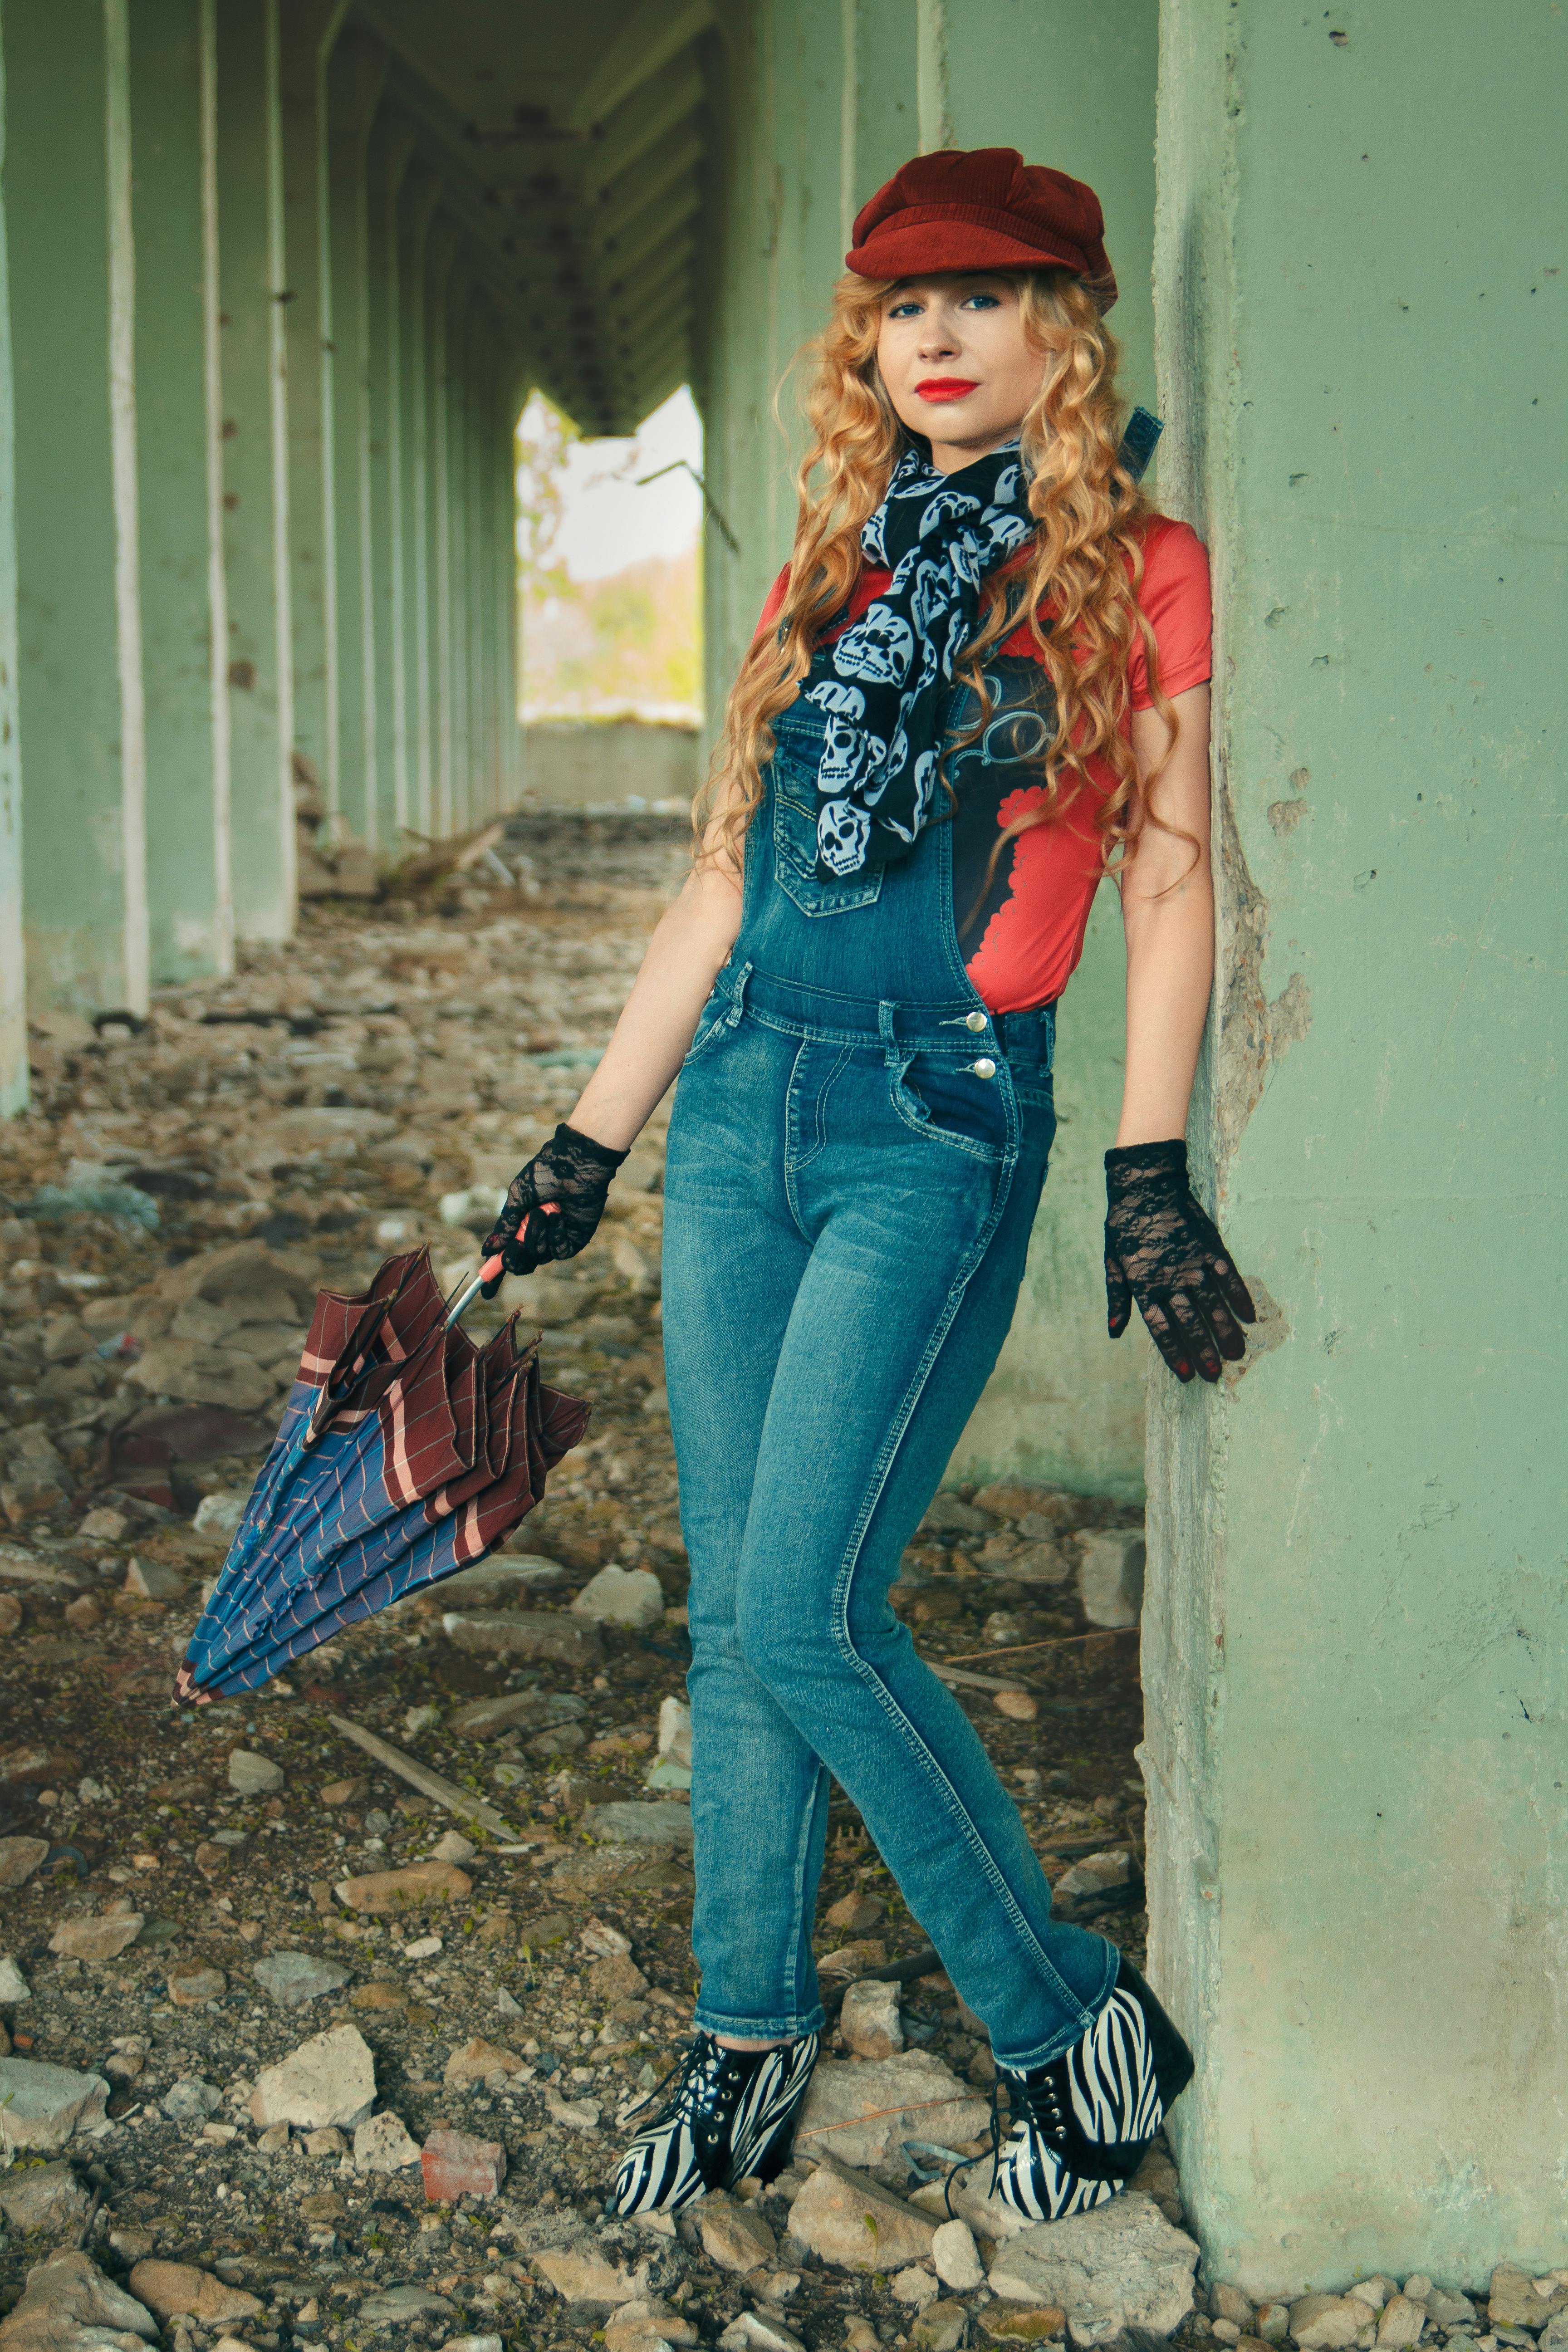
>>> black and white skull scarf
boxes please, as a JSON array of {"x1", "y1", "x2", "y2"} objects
[{"x1": 804, "y1": 408, "x2": 1163, "y2": 883}]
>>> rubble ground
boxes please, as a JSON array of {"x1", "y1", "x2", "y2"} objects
[{"x1": 2, "y1": 816, "x2": 1173, "y2": 2351}]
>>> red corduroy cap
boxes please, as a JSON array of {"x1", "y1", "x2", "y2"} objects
[{"x1": 846, "y1": 146, "x2": 1117, "y2": 314}]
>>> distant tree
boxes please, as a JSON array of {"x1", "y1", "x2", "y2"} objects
[{"x1": 514, "y1": 392, "x2": 580, "y2": 603}]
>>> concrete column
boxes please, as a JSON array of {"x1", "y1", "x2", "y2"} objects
[
  {"x1": 1147, "y1": 0, "x2": 1568, "y2": 2287},
  {"x1": 426, "y1": 218, "x2": 459, "y2": 838},
  {"x1": 397, "y1": 167, "x2": 441, "y2": 841},
  {"x1": 698, "y1": 0, "x2": 1157, "y2": 1498},
  {"x1": 5, "y1": 0, "x2": 147, "y2": 1014},
  {"x1": 323, "y1": 29, "x2": 386, "y2": 847},
  {"x1": 215, "y1": 0, "x2": 294, "y2": 942},
  {"x1": 441, "y1": 269, "x2": 472, "y2": 835},
  {"x1": 131, "y1": 0, "x2": 234, "y2": 985},
  {"x1": 0, "y1": 7, "x2": 26, "y2": 1109},
  {"x1": 276, "y1": 0, "x2": 348, "y2": 805},
  {"x1": 364, "y1": 111, "x2": 415, "y2": 851}
]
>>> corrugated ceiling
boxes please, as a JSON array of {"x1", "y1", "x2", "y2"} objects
[{"x1": 358, "y1": 0, "x2": 713, "y2": 432}]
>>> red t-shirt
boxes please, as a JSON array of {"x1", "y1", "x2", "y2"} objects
[{"x1": 754, "y1": 517, "x2": 1212, "y2": 1011}]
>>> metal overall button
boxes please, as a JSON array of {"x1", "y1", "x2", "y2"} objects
[
  {"x1": 965, "y1": 1009, "x2": 987, "y2": 1032},
  {"x1": 968, "y1": 1058, "x2": 997, "y2": 1080}
]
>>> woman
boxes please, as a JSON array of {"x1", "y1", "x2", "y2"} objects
[{"x1": 483, "y1": 147, "x2": 1256, "y2": 2221}]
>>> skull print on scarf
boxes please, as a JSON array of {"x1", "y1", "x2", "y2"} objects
[
  {"x1": 805, "y1": 441, "x2": 1034, "y2": 881},
  {"x1": 801, "y1": 407, "x2": 1163, "y2": 885}
]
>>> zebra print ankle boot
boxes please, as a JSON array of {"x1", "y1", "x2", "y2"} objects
[
  {"x1": 608, "y1": 2030, "x2": 820, "y2": 2217},
  {"x1": 991, "y1": 1954, "x2": 1193, "y2": 2221}
]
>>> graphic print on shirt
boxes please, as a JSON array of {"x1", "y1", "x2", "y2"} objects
[{"x1": 944, "y1": 653, "x2": 1065, "y2": 956}]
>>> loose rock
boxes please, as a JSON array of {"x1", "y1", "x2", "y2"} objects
[
  {"x1": 570, "y1": 1563, "x2": 664, "y2": 1630},
  {"x1": 1075, "y1": 1533, "x2": 1144, "y2": 1628},
  {"x1": 0, "y1": 2163, "x2": 90, "y2": 2235},
  {"x1": 441, "y1": 1610, "x2": 600, "y2": 1667},
  {"x1": 1376, "y1": 2297, "x2": 1426, "y2": 2348},
  {"x1": 1491, "y1": 2274, "x2": 1568, "y2": 2330},
  {"x1": 0, "y1": 1838, "x2": 49, "y2": 1890},
  {"x1": 249, "y1": 2024, "x2": 376, "y2": 2130},
  {"x1": 839, "y1": 1977, "x2": 904, "y2": 2060},
  {"x1": 911, "y1": 2304, "x2": 968, "y2": 2352},
  {"x1": 127, "y1": 2265, "x2": 262, "y2": 2325},
  {"x1": 787, "y1": 2160, "x2": 938, "y2": 2273},
  {"x1": 531, "y1": 2248, "x2": 648, "y2": 2306},
  {"x1": 795, "y1": 2052, "x2": 985, "y2": 2169},
  {"x1": 0, "y1": 2058, "x2": 110, "y2": 2153},
  {"x1": 166, "y1": 1961, "x2": 225, "y2": 2007},
  {"x1": 353, "y1": 2112, "x2": 421, "y2": 2173},
  {"x1": 699, "y1": 2199, "x2": 776, "y2": 2273},
  {"x1": 0, "y1": 2252, "x2": 157, "y2": 2352},
  {"x1": 931, "y1": 2219, "x2": 985, "y2": 2292},
  {"x1": 1289, "y1": 2298, "x2": 1375, "y2": 2351},
  {"x1": 226, "y1": 1749, "x2": 284, "y2": 1795},
  {"x1": 252, "y1": 1952, "x2": 351, "y2": 2007},
  {"x1": 357, "y1": 2290, "x2": 455, "y2": 2326},
  {"x1": 442, "y1": 2036, "x2": 525, "y2": 2087},
  {"x1": 979, "y1": 2311, "x2": 1068, "y2": 2342},
  {"x1": 581, "y1": 1800, "x2": 694, "y2": 1847},
  {"x1": 420, "y1": 2127, "x2": 505, "y2": 2201},
  {"x1": 160, "y1": 2079, "x2": 221, "y2": 2122},
  {"x1": 716, "y1": 2316, "x2": 805, "y2": 2352},
  {"x1": 47, "y1": 1915, "x2": 143, "y2": 1964},
  {"x1": 986, "y1": 2192, "x2": 1198, "y2": 2345},
  {"x1": 333, "y1": 1862, "x2": 472, "y2": 1912}
]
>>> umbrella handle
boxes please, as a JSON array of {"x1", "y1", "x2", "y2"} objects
[{"x1": 444, "y1": 1204, "x2": 561, "y2": 1327}]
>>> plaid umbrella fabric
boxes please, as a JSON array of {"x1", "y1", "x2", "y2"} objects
[{"x1": 175, "y1": 1240, "x2": 588, "y2": 1700}]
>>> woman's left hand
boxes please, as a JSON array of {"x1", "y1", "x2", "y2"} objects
[{"x1": 1103, "y1": 1139, "x2": 1255, "y2": 1382}]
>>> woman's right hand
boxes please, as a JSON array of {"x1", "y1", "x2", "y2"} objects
[{"x1": 480, "y1": 1123, "x2": 628, "y2": 1294}]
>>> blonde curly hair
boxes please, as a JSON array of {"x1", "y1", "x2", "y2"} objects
[{"x1": 696, "y1": 267, "x2": 1181, "y2": 882}]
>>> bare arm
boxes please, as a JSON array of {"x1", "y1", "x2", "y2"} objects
[
  {"x1": 564, "y1": 836, "x2": 744, "y2": 1153},
  {"x1": 1115, "y1": 682, "x2": 1215, "y2": 1145}
]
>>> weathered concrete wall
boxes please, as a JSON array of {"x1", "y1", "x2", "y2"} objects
[
  {"x1": 521, "y1": 720, "x2": 700, "y2": 813},
  {"x1": 696, "y1": 0, "x2": 1159, "y2": 1500},
  {"x1": 1146, "y1": 0, "x2": 1568, "y2": 2288}
]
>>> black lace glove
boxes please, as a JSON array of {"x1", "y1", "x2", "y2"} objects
[
  {"x1": 1104, "y1": 1139, "x2": 1256, "y2": 1384},
  {"x1": 480, "y1": 1122, "x2": 629, "y2": 1296}
]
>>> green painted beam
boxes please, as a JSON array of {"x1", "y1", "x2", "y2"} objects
[
  {"x1": 0, "y1": 0, "x2": 26, "y2": 1108},
  {"x1": 365, "y1": 109, "x2": 416, "y2": 850},
  {"x1": 134, "y1": 0, "x2": 232, "y2": 987},
  {"x1": 216, "y1": 0, "x2": 296, "y2": 944},
  {"x1": 6, "y1": 0, "x2": 147, "y2": 1014}
]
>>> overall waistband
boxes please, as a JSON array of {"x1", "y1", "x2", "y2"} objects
[{"x1": 719, "y1": 961, "x2": 1054, "y2": 1057}]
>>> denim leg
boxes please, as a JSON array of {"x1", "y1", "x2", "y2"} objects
[
  {"x1": 662, "y1": 1020, "x2": 833, "y2": 2040},
  {"x1": 730, "y1": 1075, "x2": 1117, "y2": 2069}
]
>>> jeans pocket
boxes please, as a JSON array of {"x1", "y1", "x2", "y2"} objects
[
  {"x1": 682, "y1": 993, "x2": 733, "y2": 1068},
  {"x1": 889, "y1": 1052, "x2": 1010, "y2": 1160},
  {"x1": 770, "y1": 764, "x2": 884, "y2": 918}
]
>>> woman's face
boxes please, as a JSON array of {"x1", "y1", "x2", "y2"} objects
[{"x1": 876, "y1": 275, "x2": 1047, "y2": 475}]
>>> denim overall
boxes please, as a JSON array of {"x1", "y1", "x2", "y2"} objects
[{"x1": 662, "y1": 683, "x2": 1118, "y2": 2066}]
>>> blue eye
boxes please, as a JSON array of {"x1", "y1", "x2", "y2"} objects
[
  {"x1": 961, "y1": 293, "x2": 1001, "y2": 311},
  {"x1": 888, "y1": 299, "x2": 922, "y2": 318}
]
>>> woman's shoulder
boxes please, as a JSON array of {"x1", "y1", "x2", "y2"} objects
[{"x1": 1132, "y1": 513, "x2": 1210, "y2": 600}]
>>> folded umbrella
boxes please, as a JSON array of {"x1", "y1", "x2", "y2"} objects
[{"x1": 174, "y1": 1220, "x2": 587, "y2": 1700}]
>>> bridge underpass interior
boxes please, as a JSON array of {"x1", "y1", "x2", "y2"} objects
[{"x1": 0, "y1": 0, "x2": 1559, "y2": 2308}]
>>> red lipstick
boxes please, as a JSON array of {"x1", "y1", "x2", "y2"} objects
[{"x1": 916, "y1": 378, "x2": 979, "y2": 403}]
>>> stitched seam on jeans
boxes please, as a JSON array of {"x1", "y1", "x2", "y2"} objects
[
  {"x1": 819, "y1": 1154, "x2": 1098, "y2": 2027},
  {"x1": 785, "y1": 1040, "x2": 853, "y2": 1214}
]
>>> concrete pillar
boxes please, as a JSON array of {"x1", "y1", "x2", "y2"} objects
[
  {"x1": 5, "y1": 0, "x2": 148, "y2": 1014},
  {"x1": 426, "y1": 218, "x2": 459, "y2": 838},
  {"x1": 215, "y1": 0, "x2": 295, "y2": 942},
  {"x1": 397, "y1": 166, "x2": 441, "y2": 842},
  {"x1": 441, "y1": 270, "x2": 472, "y2": 835},
  {"x1": 132, "y1": 0, "x2": 233, "y2": 985},
  {"x1": 276, "y1": 0, "x2": 348, "y2": 807},
  {"x1": 0, "y1": 9, "x2": 26, "y2": 1110},
  {"x1": 697, "y1": 0, "x2": 1157, "y2": 1498},
  {"x1": 323, "y1": 29, "x2": 386, "y2": 847},
  {"x1": 364, "y1": 110, "x2": 415, "y2": 852},
  {"x1": 1147, "y1": 0, "x2": 1568, "y2": 2287}
]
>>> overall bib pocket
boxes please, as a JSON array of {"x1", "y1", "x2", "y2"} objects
[{"x1": 768, "y1": 705, "x2": 884, "y2": 919}]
